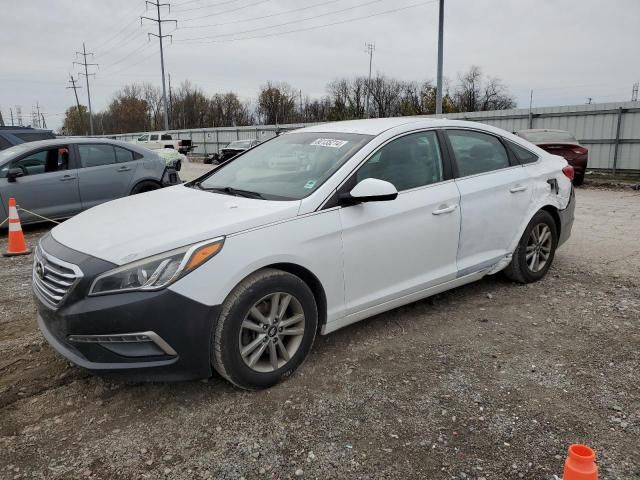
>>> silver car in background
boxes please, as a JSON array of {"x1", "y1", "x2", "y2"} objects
[{"x1": 0, "y1": 138, "x2": 180, "y2": 225}]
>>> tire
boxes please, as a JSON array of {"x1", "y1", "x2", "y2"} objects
[
  {"x1": 212, "y1": 269, "x2": 318, "y2": 390},
  {"x1": 503, "y1": 210, "x2": 558, "y2": 284},
  {"x1": 130, "y1": 180, "x2": 160, "y2": 195},
  {"x1": 572, "y1": 174, "x2": 584, "y2": 187}
]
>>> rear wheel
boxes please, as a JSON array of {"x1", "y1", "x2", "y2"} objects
[
  {"x1": 503, "y1": 210, "x2": 558, "y2": 283},
  {"x1": 212, "y1": 269, "x2": 318, "y2": 390},
  {"x1": 130, "y1": 181, "x2": 160, "y2": 195}
]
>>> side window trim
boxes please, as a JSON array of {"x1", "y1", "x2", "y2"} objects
[
  {"x1": 503, "y1": 139, "x2": 540, "y2": 165},
  {"x1": 321, "y1": 128, "x2": 451, "y2": 210},
  {"x1": 443, "y1": 128, "x2": 517, "y2": 179}
]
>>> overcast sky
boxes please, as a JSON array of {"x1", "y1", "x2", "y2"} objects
[{"x1": 1, "y1": 0, "x2": 638, "y2": 131}]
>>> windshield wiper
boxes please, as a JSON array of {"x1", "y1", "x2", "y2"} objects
[{"x1": 206, "y1": 186, "x2": 265, "y2": 199}]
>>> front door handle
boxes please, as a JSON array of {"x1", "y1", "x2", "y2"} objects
[
  {"x1": 117, "y1": 166, "x2": 131, "y2": 172},
  {"x1": 59, "y1": 175, "x2": 76, "y2": 181},
  {"x1": 432, "y1": 204, "x2": 458, "y2": 215},
  {"x1": 509, "y1": 184, "x2": 528, "y2": 193}
]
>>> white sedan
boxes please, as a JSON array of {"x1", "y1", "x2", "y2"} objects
[{"x1": 34, "y1": 118, "x2": 575, "y2": 389}]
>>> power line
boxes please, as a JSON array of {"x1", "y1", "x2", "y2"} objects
[
  {"x1": 142, "y1": 0, "x2": 177, "y2": 131},
  {"x1": 179, "y1": 0, "x2": 270, "y2": 22},
  {"x1": 102, "y1": 41, "x2": 156, "y2": 71},
  {"x1": 175, "y1": 0, "x2": 388, "y2": 42},
  {"x1": 178, "y1": 0, "x2": 341, "y2": 29},
  {"x1": 172, "y1": 0, "x2": 436, "y2": 44},
  {"x1": 172, "y1": 0, "x2": 242, "y2": 12},
  {"x1": 73, "y1": 42, "x2": 98, "y2": 135}
]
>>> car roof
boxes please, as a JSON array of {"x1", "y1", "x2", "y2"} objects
[
  {"x1": 516, "y1": 129, "x2": 570, "y2": 134},
  {"x1": 9, "y1": 137, "x2": 146, "y2": 149},
  {"x1": 297, "y1": 117, "x2": 500, "y2": 136}
]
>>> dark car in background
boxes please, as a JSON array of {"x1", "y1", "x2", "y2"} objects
[
  {"x1": 204, "y1": 139, "x2": 260, "y2": 164},
  {"x1": 515, "y1": 129, "x2": 588, "y2": 185},
  {"x1": 0, "y1": 126, "x2": 56, "y2": 151}
]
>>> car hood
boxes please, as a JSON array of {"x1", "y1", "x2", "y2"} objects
[{"x1": 51, "y1": 185, "x2": 301, "y2": 265}]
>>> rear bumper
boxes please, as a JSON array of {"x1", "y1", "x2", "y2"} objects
[
  {"x1": 557, "y1": 186, "x2": 575, "y2": 248},
  {"x1": 568, "y1": 156, "x2": 588, "y2": 177}
]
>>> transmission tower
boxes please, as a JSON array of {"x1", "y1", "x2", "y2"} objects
[
  {"x1": 74, "y1": 43, "x2": 98, "y2": 135},
  {"x1": 365, "y1": 42, "x2": 375, "y2": 118},
  {"x1": 632, "y1": 82, "x2": 639, "y2": 102},
  {"x1": 142, "y1": 1, "x2": 177, "y2": 131},
  {"x1": 16, "y1": 106, "x2": 23, "y2": 126},
  {"x1": 67, "y1": 74, "x2": 84, "y2": 134}
]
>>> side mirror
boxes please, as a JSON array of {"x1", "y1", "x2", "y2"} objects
[
  {"x1": 340, "y1": 178, "x2": 398, "y2": 205},
  {"x1": 7, "y1": 168, "x2": 24, "y2": 183}
]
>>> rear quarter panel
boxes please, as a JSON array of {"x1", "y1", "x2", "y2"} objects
[{"x1": 510, "y1": 153, "x2": 572, "y2": 252}]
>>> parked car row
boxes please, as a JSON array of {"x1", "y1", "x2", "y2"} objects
[
  {"x1": 0, "y1": 138, "x2": 180, "y2": 225},
  {"x1": 204, "y1": 139, "x2": 261, "y2": 164},
  {"x1": 33, "y1": 118, "x2": 575, "y2": 390},
  {"x1": 134, "y1": 132, "x2": 194, "y2": 155}
]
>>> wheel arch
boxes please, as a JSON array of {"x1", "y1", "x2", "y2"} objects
[
  {"x1": 540, "y1": 204, "x2": 561, "y2": 239},
  {"x1": 129, "y1": 178, "x2": 162, "y2": 194},
  {"x1": 233, "y1": 263, "x2": 328, "y2": 333}
]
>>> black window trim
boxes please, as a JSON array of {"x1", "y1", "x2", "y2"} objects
[
  {"x1": 502, "y1": 138, "x2": 540, "y2": 166},
  {"x1": 321, "y1": 127, "x2": 455, "y2": 210},
  {"x1": 441, "y1": 127, "x2": 522, "y2": 180}
]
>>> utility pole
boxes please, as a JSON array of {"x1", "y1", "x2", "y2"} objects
[
  {"x1": 168, "y1": 73, "x2": 173, "y2": 129},
  {"x1": 36, "y1": 102, "x2": 41, "y2": 128},
  {"x1": 299, "y1": 89, "x2": 303, "y2": 121},
  {"x1": 67, "y1": 74, "x2": 84, "y2": 134},
  {"x1": 41, "y1": 114, "x2": 47, "y2": 129},
  {"x1": 74, "y1": 42, "x2": 98, "y2": 135},
  {"x1": 632, "y1": 82, "x2": 639, "y2": 102},
  {"x1": 0, "y1": 108, "x2": 4, "y2": 127},
  {"x1": 528, "y1": 89, "x2": 533, "y2": 128},
  {"x1": 435, "y1": 0, "x2": 444, "y2": 115},
  {"x1": 365, "y1": 42, "x2": 375, "y2": 118},
  {"x1": 16, "y1": 106, "x2": 23, "y2": 126},
  {"x1": 586, "y1": 97, "x2": 593, "y2": 104},
  {"x1": 10, "y1": 108, "x2": 14, "y2": 126},
  {"x1": 142, "y1": 1, "x2": 177, "y2": 132}
]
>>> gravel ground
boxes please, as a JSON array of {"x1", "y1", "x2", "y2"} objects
[{"x1": 0, "y1": 184, "x2": 638, "y2": 480}]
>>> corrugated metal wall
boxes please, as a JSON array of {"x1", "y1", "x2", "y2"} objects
[{"x1": 106, "y1": 102, "x2": 640, "y2": 171}]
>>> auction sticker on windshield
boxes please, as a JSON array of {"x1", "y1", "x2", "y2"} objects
[{"x1": 310, "y1": 138, "x2": 349, "y2": 148}]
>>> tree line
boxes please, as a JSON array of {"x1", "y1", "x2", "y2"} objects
[{"x1": 62, "y1": 66, "x2": 516, "y2": 135}]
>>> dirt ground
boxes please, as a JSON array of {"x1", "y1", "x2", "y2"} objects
[{"x1": 0, "y1": 185, "x2": 638, "y2": 480}]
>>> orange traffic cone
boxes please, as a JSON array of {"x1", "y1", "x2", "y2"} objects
[
  {"x1": 3, "y1": 198, "x2": 30, "y2": 257},
  {"x1": 564, "y1": 444, "x2": 598, "y2": 480}
]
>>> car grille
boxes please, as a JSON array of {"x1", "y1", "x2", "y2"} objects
[{"x1": 32, "y1": 246, "x2": 83, "y2": 308}]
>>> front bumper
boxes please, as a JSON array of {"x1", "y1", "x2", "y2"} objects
[
  {"x1": 34, "y1": 234, "x2": 219, "y2": 381},
  {"x1": 557, "y1": 186, "x2": 575, "y2": 248}
]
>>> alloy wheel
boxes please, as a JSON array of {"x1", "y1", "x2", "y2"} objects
[
  {"x1": 526, "y1": 223, "x2": 552, "y2": 273},
  {"x1": 238, "y1": 292, "x2": 305, "y2": 373}
]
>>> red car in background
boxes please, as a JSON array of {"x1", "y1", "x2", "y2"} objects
[{"x1": 515, "y1": 129, "x2": 588, "y2": 186}]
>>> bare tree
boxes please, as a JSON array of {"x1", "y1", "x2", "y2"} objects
[{"x1": 453, "y1": 66, "x2": 515, "y2": 112}]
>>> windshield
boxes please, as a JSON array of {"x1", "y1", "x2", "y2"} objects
[
  {"x1": 196, "y1": 132, "x2": 373, "y2": 200},
  {"x1": 519, "y1": 130, "x2": 577, "y2": 144},
  {"x1": 226, "y1": 140, "x2": 253, "y2": 149}
]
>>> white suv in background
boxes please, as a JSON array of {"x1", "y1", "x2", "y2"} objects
[{"x1": 34, "y1": 118, "x2": 575, "y2": 390}]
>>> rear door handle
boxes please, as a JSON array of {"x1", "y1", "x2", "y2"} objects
[
  {"x1": 432, "y1": 204, "x2": 458, "y2": 215},
  {"x1": 509, "y1": 184, "x2": 528, "y2": 193},
  {"x1": 59, "y1": 175, "x2": 76, "y2": 181},
  {"x1": 117, "y1": 166, "x2": 131, "y2": 172}
]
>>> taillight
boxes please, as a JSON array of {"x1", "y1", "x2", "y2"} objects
[
  {"x1": 562, "y1": 165, "x2": 575, "y2": 180},
  {"x1": 571, "y1": 146, "x2": 587, "y2": 155}
]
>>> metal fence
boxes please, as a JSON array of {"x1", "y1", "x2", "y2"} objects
[{"x1": 106, "y1": 101, "x2": 640, "y2": 172}]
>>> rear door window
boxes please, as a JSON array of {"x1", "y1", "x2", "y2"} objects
[
  {"x1": 446, "y1": 130, "x2": 510, "y2": 177},
  {"x1": 506, "y1": 140, "x2": 539, "y2": 164},
  {"x1": 114, "y1": 146, "x2": 135, "y2": 163},
  {"x1": 149, "y1": 134, "x2": 159, "y2": 141},
  {"x1": 78, "y1": 144, "x2": 117, "y2": 168}
]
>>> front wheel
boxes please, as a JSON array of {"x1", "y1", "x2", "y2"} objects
[
  {"x1": 503, "y1": 210, "x2": 558, "y2": 283},
  {"x1": 212, "y1": 269, "x2": 318, "y2": 390}
]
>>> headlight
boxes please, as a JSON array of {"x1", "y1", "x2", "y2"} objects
[{"x1": 89, "y1": 237, "x2": 224, "y2": 296}]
